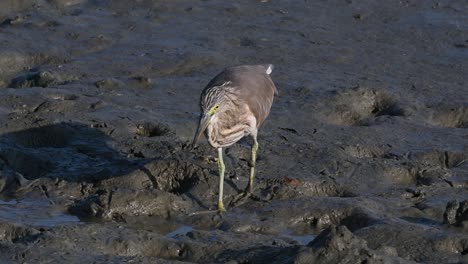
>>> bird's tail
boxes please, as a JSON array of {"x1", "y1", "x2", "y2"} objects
[{"x1": 264, "y1": 64, "x2": 274, "y2": 75}]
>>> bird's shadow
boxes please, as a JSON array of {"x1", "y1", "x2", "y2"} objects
[
  {"x1": 0, "y1": 122, "x2": 140, "y2": 183},
  {"x1": 0, "y1": 121, "x2": 263, "y2": 216}
]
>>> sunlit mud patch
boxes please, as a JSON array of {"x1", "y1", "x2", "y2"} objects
[
  {"x1": 322, "y1": 86, "x2": 405, "y2": 126},
  {"x1": 429, "y1": 104, "x2": 468, "y2": 128},
  {"x1": 0, "y1": 199, "x2": 79, "y2": 227},
  {"x1": 261, "y1": 177, "x2": 356, "y2": 200},
  {"x1": 69, "y1": 188, "x2": 196, "y2": 220},
  {"x1": 276, "y1": 198, "x2": 382, "y2": 234}
]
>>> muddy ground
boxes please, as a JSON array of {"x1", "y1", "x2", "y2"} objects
[{"x1": 0, "y1": 0, "x2": 467, "y2": 263}]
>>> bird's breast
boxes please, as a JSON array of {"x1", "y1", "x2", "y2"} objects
[{"x1": 206, "y1": 110, "x2": 256, "y2": 148}]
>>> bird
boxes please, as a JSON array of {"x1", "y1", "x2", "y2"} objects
[{"x1": 192, "y1": 64, "x2": 278, "y2": 212}]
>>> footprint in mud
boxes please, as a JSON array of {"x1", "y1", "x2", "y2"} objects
[
  {"x1": 321, "y1": 86, "x2": 405, "y2": 126},
  {"x1": 135, "y1": 121, "x2": 173, "y2": 137},
  {"x1": 428, "y1": 104, "x2": 468, "y2": 128}
]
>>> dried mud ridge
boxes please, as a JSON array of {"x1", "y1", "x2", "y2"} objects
[{"x1": 0, "y1": 0, "x2": 467, "y2": 263}]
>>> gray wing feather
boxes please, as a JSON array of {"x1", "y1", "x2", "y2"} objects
[{"x1": 202, "y1": 64, "x2": 278, "y2": 127}]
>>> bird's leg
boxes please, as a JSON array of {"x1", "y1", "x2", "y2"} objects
[
  {"x1": 246, "y1": 138, "x2": 258, "y2": 194},
  {"x1": 229, "y1": 136, "x2": 260, "y2": 206},
  {"x1": 217, "y1": 147, "x2": 226, "y2": 212}
]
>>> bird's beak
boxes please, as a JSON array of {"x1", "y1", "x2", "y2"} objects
[{"x1": 192, "y1": 114, "x2": 210, "y2": 147}]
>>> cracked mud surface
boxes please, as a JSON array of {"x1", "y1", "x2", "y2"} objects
[{"x1": 0, "y1": 0, "x2": 467, "y2": 263}]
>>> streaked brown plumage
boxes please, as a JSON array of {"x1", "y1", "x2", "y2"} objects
[{"x1": 193, "y1": 64, "x2": 278, "y2": 211}]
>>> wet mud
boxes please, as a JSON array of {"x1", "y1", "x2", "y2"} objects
[{"x1": 0, "y1": 0, "x2": 467, "y2": 263}]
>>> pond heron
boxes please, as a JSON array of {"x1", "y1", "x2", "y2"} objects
[{"x1": 192, "y1": 64, "x2": 278, "y2": 211}]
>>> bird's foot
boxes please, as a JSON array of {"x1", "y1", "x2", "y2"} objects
[
  {"x1": 188, "y1": 202, "x2": 226, "y2": 216},
  {"x1": 230, "y1": 191, "x2": 250, "y2": 206},
  {"x1": 189, "y1": 208, "x2": 225, "y2": 216},
  {"x1": 218, "y1": 201, "x2": 226, "y2": 212},
  {"x1": 188, "y1": 210, "x2": 218, "y2": 216},
  {"x1": 229, "y1": 191, "x2": 262, "y2": 207}
]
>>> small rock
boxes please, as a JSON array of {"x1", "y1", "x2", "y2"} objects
[
  {"x1": 353, "y1": 14, "x2": 363, "y2": 20},
  {"x1": 456, "y1": 201, "x2": 468, "y2": 223},
  {"x1": 376, "y1": 245, "x2": 398, "y2": 257},
  {"x1": 10, "y1": 70, "x2": 61, "y2": 88},
  {"x1": 132, "y1": 76, "x2": 153, "y2": 87},
  {"x1": 443, "y1": 200, "x2": 468, "y2": 226},
  {"x1": 0, "y1": 16, "x2": 22, "y2": 27},
  {"x1": 94, "y1": 78, "x2": 124, "y2": 89}
]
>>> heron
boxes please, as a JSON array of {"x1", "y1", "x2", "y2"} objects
[{"x1": 192, "y1": 64, "x2": 278, "y2": 211}]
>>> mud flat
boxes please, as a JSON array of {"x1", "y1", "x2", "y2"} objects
[{"x1": 0, "y1": 0, "x2": 467, "y2": 263}]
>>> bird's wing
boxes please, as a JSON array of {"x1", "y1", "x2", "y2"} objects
[{"x1": 229, "y1": 66, "x2": 277, "y2": 127}]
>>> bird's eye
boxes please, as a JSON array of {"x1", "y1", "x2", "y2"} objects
[{"x1": 209, "y1": 104, "x2": 220, "y2": 115}]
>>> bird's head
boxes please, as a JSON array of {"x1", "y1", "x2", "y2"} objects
[
  {"x1": 192, "y1": 101, "x2": 222, "y2": 147},
  {"x1": 192, "y1": 82, "x2": 232, "y2": 147}
]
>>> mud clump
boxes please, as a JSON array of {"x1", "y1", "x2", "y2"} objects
[
  {"x1": 69, "y1": 188, "x2": 194, "y2": 220},
  {"x1": 412, "y1": 149, "x2": 466, "y2": 170},
  {"x1": 444, "y1": 200, "x2": 468, "y2": 228},
  {"x1": 131, "y1": 76, "x2": 153, "y2": 87},
  {"x1": 324, "y1": 86, "x2": 404, "y2": 126},
  {"x1": 429, "y1": 104, "x2": 468, "y2": 128},
  {"x1": 0, "y1": 222, "x2": 41, "y2": 243},
  {"x1": 262, "y1": 177, "x2": 356, "y2": 200},
  {"x1": 9, "y1": 70, "x2": 62, "y2": 88},
  {"x1": 294, "y1": 226, "x2": 410, "y2": 264},
  {"x1": 69, "y1": 159, "x2": 207, "y2": 220},
  {"x1": 94, "y1": 78, "x2": 124, "y2": 89}
]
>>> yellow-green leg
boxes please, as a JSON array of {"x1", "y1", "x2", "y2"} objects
[
  {"x1": 217, "y1": 147, "x2": 226, "y2": 212},
  {"x1": 246, "y1": 139, "x2": 258, "y2": 194},
  {"x1": 229, "y1": 136, "x2": 260, "y2": 207}
]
